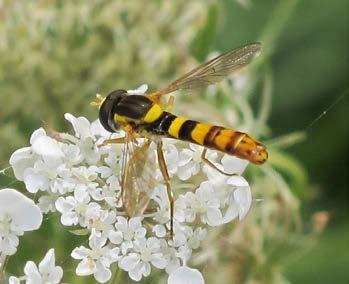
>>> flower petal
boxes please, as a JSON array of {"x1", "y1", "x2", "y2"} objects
[
  {"x1": 119, "y1": 254, "x2": 140, "y2": 271},
  {"x1": 108, "y1": 230, "x2": 123, "y2": 245},
  {"x1": 31, "y1": 135, "x2": 64, "y2": 159},
  {"x1": 151, "y1": 253, "x2": 167, "y2": 269},
  {"x1": 71, "y1": 246, "x2": 90, "y2": 259},
  {"x1": 8, "y1": 276, "x2": 20, "y2": 284},
  {"x1": 0, "y1": 189, "x2": 42, "y2": 231},
  {"x1": 206, "y1": 208, "x2": 223, "y2": 226},
  {"x1": 227, "y1": 175, "x2": 249, "y2": 187},
  {"x1": 24, "y1": 261, "x2": 42, "y2": 283},
  {"x1": 168, "y1": 266, "x2": 205, "y2": 284},
  {"x1": 64, "y1": 113, "x2": 93, "y2": 139},
  {"x1": 94, "y1": 261, "x2": 112, "y2": 283},
  {"x1": 221, "y1": 155, "x2": 248, "y2": 175},
  {"x1": 9, "y1": 147, "x2": 34, "y2": 180},
  {"x1": 234, "y1": 186, "x2": 252, "y2": 220},
  {"x1": 76, "y1": 258, "x2": 96, "y2": 276}
]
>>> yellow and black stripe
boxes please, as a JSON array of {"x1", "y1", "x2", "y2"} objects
[{"x1": 141, "y1": 103, "x2": 242, "y2": 151}]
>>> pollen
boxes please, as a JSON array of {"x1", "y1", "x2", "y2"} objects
[{"x1": 90, "y1": 94, "x2": 106, "y2": 109}]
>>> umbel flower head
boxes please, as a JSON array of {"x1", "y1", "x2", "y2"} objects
[{"x1": 7, "y1": 86, "x2": 253, "y2": 283}]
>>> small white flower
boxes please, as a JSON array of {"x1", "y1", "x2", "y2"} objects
[
  {"x1": 98, "y1": 149, "x2": 122, "y2": 179},
  {"x1": 31, "y1": 132, "x2": 64, "y2": 161},
  {"x1": 175, "y1": 245, "x2": 192, "y2": 265},
  {"x1": 163, "y1": 142, "x2": 180, "y2": 177},
  {"x1": 168, "y1": 266, "x2": 205, "y2": 284},
  {"x1": 223, "y1": 177, "x2": 252, "y2": 221},
  {"x1": 64, "y1": 113, "x2": 101, "y2": 164},
  {"x1": 176, "y1": 144, "x2": 217, "y2": 180},
  {"x1": 9, "y1": 128, "x2": 64, "y2": 184},
  {"x1": 203, "y1": 162, "x2": 229, "y2": 186},
  {"x1": 38, "y1": 194, "x2": 59, "y2": 213},
  {"x1": 65, "y1": 113, "x2": 95, "y2": 140},
  {"x1": 152, "y1": 185, "x2": 187, "y2": 226},
  {"x1": 89, "y1": 210, "x2": 116, "y2": 236},
  {"x1": 181, "y1": 181, "x2": 223, "y2": 226},
  {"x1": 55, "y1": 187, "x2": 97, "y2": 227},
  {"x1": 22, "y1": 159, "x2": 59, "y2": 193},
  {"x1": 152, "y1": 185, "x2": 172, "y2": 224},
  {"x1": 172, "y1": 226, "x2": 206, "y2": 263},
  {"x1": 119, "y1": 237, "x2": 167, "y2": 281},
  {"x1": 71, "y1": 230, "x2": 119, "y2": 283},
  {"x1": 176, "y1": 144, "x2": 203, "y2": 180},
  {"x1": 27, "y1": 249, "x2": 63, "y2": 283},
  {"x1": 186, "y1": 227, "x2": 207, "y2": 250},
  {"x1": 0, "y1": 189, "x2": 42, "y2": 256},
  {"x1": 159, "y1": 239, "x2": 180, "y2": 274},
  {"x1": 153, "y1": 224, "x2": 167, "y2": 238},
  {"x1": 99, "y1": 182, "x2": 121, "y2": 208},
  {"x1": 109, "y1": 216, "x2": 146, "y2": 255},
  {"x1": 9, "y1": 249, "x2": 63, "y2": 283},
  {"x1": 127, "y1": 84, "x2": 148, "y2": 95},
  {"x1": 60, "y1": 143, "x2": 83, "y2": 167}
]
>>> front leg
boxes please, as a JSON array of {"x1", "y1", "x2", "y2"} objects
[
  {"x1": 98, "y1": 137, "x2": 127, "y2": 147},
  {"x1": 98, "y1": 124, "x2": 138, "y2": 147}
]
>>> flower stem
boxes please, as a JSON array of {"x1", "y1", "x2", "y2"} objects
[
  {"x1": 109, "y1": 265, "x2": 123, "y2": 284},
  {"x1": 254, "y1": 65, "x2": 273, "y2": 137},
  {"x1": 265, "y1": 131, "x2": 306, "y2": 149},
  {"x1": 0, "y1": 253, "x2": 6, "y2": 278}
]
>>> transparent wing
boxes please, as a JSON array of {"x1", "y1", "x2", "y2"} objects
[
  {"x1": 121, "y1": 138, "x2": 157, "y2": 217},
  {"x1": 157, "y1": 43, "x2": 261, "y2": 95}
]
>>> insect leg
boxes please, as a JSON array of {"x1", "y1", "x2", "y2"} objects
[
  {"x1": 98, "y1": 137, "x2": 127, "y2": 147},
  {"x1": 147, "y1": 92, "x2": 162, "y2": 104},
  {"x1": 156, "y1": 140, "x2": 174, "y2": 238},
  {"x1": 201, "y1": 148, "x2": 238, "y2": 176}
]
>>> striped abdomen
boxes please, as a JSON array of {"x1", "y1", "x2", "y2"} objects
[{"x1": 144, "y1": 111, "x2": 268, "y2": 165}]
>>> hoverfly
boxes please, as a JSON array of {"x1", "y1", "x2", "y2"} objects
[{"x1": 92, "y1": 43, "x2": 268, "y2": 235}]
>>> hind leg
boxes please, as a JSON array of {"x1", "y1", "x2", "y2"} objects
[{"x1": 201, "y1": 148, "x2": 238, "y2": 176}]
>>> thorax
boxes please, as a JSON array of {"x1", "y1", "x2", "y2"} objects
[{"x1": 113, "y1": 95, "x2": 165, "y2": 128}]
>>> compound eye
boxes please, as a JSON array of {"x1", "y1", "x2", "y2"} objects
[
  {"x1": 107, "y1": 89, "x2": 127, "y2": 101},
  {"x1": 99, "y1": 89, "x2": 126, "y2": 132}
]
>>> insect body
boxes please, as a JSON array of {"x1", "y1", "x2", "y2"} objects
[
  {"x1": 99, "y1": 91, "x2": 267, "y2": 165},
  {"x1": 94, "y1": 43, "x2": 268, "y2": 235}
]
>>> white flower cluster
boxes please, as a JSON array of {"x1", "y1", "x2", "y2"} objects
[{"x1": 6, "y1": 88, "x2": 252, "y2": 283}]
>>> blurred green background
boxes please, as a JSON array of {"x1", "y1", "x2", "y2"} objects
[{"x1": 0, "y1": 0, "x2": 348, "y2": 283}]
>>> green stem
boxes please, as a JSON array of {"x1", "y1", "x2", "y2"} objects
[
  {"x1": 0, "y1": 254, "x2": 6, "y2": 280},
  {"x1": 265, "y1": 131, "x2": 306, "y2": 149},
  {"x1": 108, "y1": 265, "x2": 123, "y2": 284},
  {"x1": 254, "y1": 65, "x2": 273, "y2": 137}
]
